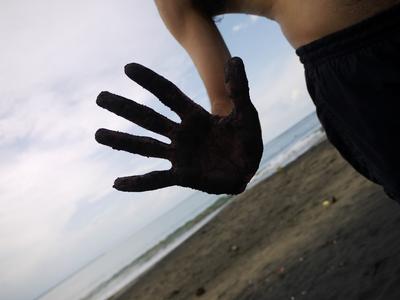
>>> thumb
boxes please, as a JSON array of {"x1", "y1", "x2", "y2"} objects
[{"x1": 224, "y1": 57, "x2": 251, "y2": 111}]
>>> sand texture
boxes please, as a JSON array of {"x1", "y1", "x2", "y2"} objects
[{"x1": 111, "y1": 139, "x2": 400, "y2": 300}]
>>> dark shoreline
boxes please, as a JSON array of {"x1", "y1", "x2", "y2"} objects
[{"x1": 111, "y1": 139, "x2": 400, "y2": 300}]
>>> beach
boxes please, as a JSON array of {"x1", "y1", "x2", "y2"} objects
[{"x1": 110, "y1": 139, "x2": 400, "y2": 300}]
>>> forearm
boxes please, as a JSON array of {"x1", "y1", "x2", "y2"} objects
[
  {"x1": 183, "y1": 13, "x2": 233, "y2": 115},
  {"x1": 155, "y1": 0, "x2": 233, "y2": 115}
]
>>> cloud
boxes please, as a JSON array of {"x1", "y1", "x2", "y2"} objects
[
  {"x1": 0, "y1": 1, "x2": 196, "y2": 299},
  {"x1": 232, "y1": 15, "x2": 261, "y2": 33},
  {"x1": 232, "y1": 22, "x2": 248, "y2": 32},
  {"x1": 0, "y1": 2, "x2": 315, "y2": 300},
  {"x1": 249, "y1": 54, "x2": 316, "y2": 142},
  {"x1": 250, "y1": 15, "x2": 261, "y2": 23}
]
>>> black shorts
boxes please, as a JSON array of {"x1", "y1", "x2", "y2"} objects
[{"x1": 296, "y1": 4, "x2": 400, "y2": 203}]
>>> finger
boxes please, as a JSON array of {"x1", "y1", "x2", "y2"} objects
[
  {"x1": 124, "y1": 63, "x2": 200, "y2": 117},
  {"x1": 96, "y1": 91, "x2": 177, "y2": 138},
  {"x1": 113, "y1": 170, "x2": 176, "y2": 192},
  {"x1": 224, "y1": 57, "x2": 251, "y2": 112},
  {"x1": 95, "y1": 128, "x2": 172, "y2": 159}
]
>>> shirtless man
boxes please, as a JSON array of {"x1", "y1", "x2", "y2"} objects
[{"x1": 96, "y1": 0, "x2": 400, "y2": 202}]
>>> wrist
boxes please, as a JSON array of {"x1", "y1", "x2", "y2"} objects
[{"x1": 211, "y1": 98, "x2": 234, "y2": 116}]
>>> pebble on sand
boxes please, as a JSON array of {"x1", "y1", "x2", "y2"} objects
[
  {"x1": 322, "y1": 200, "x2": 331, "y2": 207},
  {"x1": 229, "y1": 245, "x2": 239, "y2": 252},
  {"x1": 195, "y1": 287, "x2": 206, "y2": 296},
  {"x1": 322, "y1": 195, "x2": 338, "y2": 207}
]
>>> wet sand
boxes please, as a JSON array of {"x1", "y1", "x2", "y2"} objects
[{"x1": 111, "y1": 139, "x2": 400, "y2": 300}]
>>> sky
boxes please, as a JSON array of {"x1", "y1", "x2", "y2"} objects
[{"x1": 0, "y1": 1, "x2": 315, "y2": 299}]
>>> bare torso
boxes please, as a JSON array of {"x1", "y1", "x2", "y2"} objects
[
  {"x1": 226, "y1": 0, "x2": 400, "y2": 48},
  {"x1": 155, "y1": 0, "x2": 400, "y2": 115}
]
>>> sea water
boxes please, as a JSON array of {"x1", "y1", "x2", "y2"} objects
[{"x1": 38, "y1": 110, "x2": 326, "y2": 300}]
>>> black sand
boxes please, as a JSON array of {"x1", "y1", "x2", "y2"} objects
[{"x1": 111, "y1": 139, "x2": 400, "y2": 300}]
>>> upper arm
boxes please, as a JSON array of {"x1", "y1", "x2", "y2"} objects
[{"x1": 154, "y1": 0, "x2": 195, "y2": 42}]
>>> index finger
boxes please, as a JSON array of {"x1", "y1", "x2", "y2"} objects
[{"x1": 224, "y1": 57, "x2": 252, "y2": 113}]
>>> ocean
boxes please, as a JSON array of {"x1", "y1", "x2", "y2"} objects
[{"x1": 38, "y1": 110, "x2": 326, "y2": 300}]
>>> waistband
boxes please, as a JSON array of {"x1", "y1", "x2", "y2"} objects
[{"x1": 296, "y1": 3, "x2": 400, "y2": 65}]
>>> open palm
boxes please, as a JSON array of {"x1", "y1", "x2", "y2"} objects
[{"x1": 95, "y1": 57, "x2": 263, "y2": 194}]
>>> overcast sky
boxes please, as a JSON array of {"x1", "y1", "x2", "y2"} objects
[{"x1": 0, "y1": 1, "x2": 315, "y2": 299}]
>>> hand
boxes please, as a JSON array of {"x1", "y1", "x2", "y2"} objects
[{"x1": 95, "y1": 57, "x2": 263, "y2": 194}]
